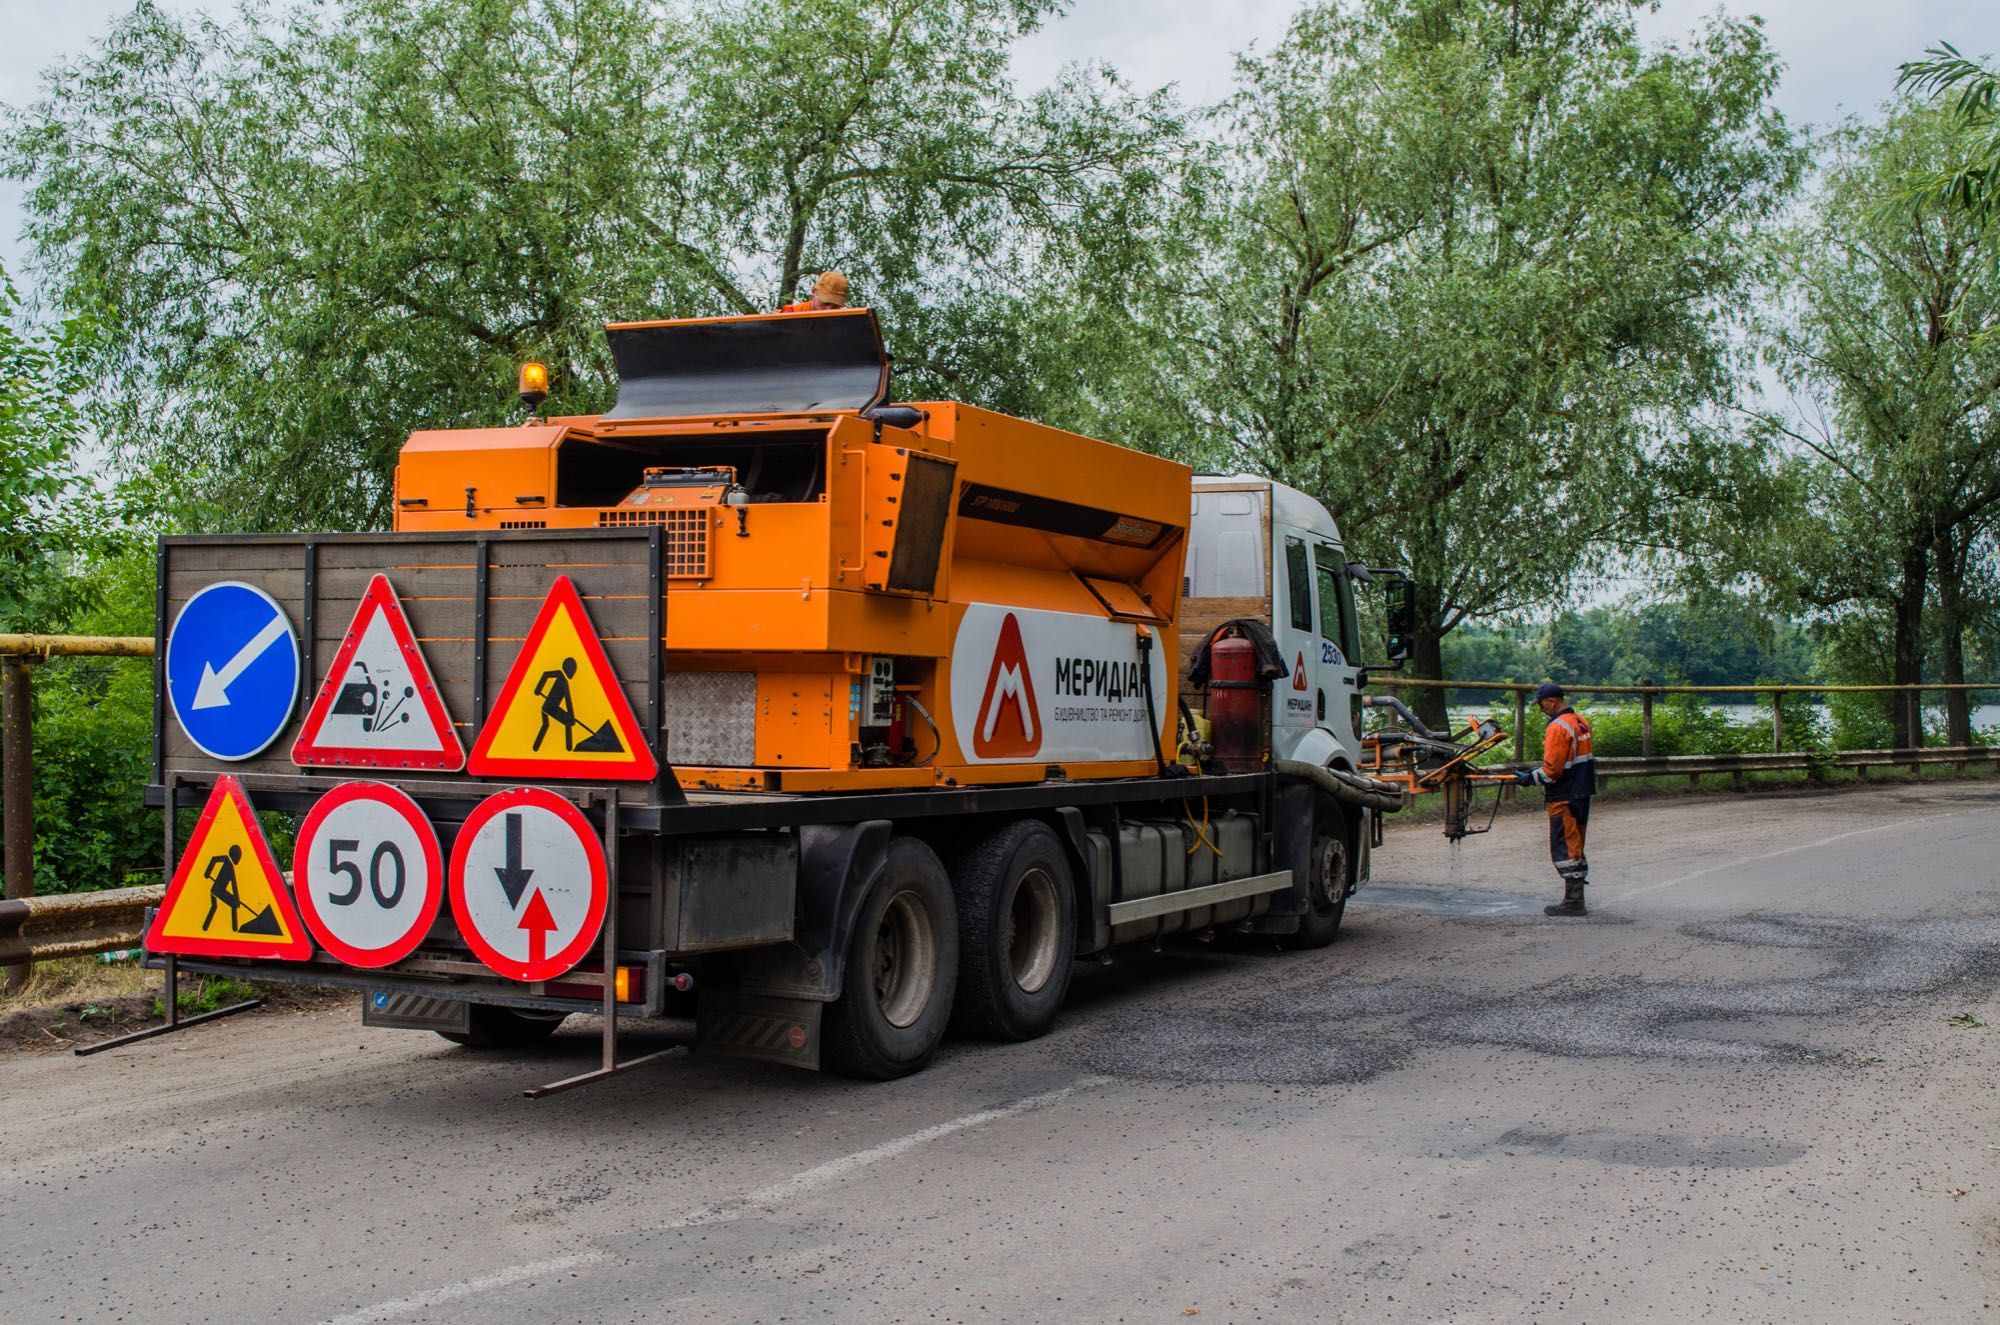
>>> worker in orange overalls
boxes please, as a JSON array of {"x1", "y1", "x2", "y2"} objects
[
  {"x1": 778, "y1": 270, "x2": 850, "y2": 313},
  {"x1": 1513, "y1": 682, "x2": 1595, "y2": 916}
]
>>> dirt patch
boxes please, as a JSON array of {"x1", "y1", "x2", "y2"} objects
[{"x1": 0, "y1": 964, "x2": 348, "y2": 1054}]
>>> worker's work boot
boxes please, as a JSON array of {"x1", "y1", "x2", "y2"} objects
[{"x1": 1543, "y1": 879, "x2": 1588, "y2": 917}]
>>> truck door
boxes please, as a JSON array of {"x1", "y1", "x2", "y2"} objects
[
  {"x1": 1271, "y1": 532, "x2": 1320, "y2": 758},
  {"x1": 1313, "y1": 541, "x2": 1364, "y2": 755}
]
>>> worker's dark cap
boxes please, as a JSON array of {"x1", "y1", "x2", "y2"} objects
[{"x1": 1534, "y1": 682, "x2": 1565, "y2": 702}]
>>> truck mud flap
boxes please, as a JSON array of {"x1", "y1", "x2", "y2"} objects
[
  {"x1": 697, "y1": 992, "x2": 822, "y2": 1071},
  {"x1": 362, "y1": 990, "x2": 472, "y2": 1034}
]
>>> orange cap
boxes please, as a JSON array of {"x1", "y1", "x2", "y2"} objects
[{"x1": 813, "y1": 270, "x2": 851, "y2": 306}]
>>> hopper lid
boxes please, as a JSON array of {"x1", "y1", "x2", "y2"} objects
[{"x1": 603, "y1": 308, "x2": 890, "y2": 420}]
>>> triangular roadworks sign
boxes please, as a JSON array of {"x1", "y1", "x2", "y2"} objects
[
  {"x1": 146, "y1": 775, "x2": 312, "y2": 961},
  {"x1": 292, "y1": 574, "x2": 465, "y2": 771},
  {"x1": 467, "y1": 576, "x2": 658, "y2": 781}
]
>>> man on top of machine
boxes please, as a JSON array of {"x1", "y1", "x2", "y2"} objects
[{"x1": 778, "y1": 270, "x2": 851, "y2": 313}]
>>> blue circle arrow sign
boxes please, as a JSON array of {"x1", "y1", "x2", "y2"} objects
[{"x1": 165, "y1": 581, "x2": 302, "y2": 761}]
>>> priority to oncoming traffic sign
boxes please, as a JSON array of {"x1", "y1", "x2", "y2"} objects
[
  {"x1": 447, "y1": 788, "x2": 607, "y2": 983},
  {"x1": 165, "y1": 581, "x2": 301, "y2": 761}
]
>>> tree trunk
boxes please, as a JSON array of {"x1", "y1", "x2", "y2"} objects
[
  {"x1": 1889, "y1": 549, "x2": 1928, "y2": 748},
  {"x1": 1934, "y1": 527, "x2": 1973, "y2": 746},
  {"x1": 1408, "y1": 579, "x2": 1451, "y2": 732}
]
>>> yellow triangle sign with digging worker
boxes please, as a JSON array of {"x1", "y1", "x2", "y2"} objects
[
  {"x1": 146, "y1": 775, "x2": 312, "y2": 960},
  {"x1": 467, "y1": 575, "x2": 658, "y2": 781}
]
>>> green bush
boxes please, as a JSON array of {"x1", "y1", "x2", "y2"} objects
[
  {"x1": 1827, "y1": 691, "x2": 1895, "y2": 750},
  {"x1": 4, "y1": 544, "x2": 161, "y2": 895},
  {"x1": 30, "y1": 654, "x2": 156, "y2": 893},
  {"x1": 1453, "y1": 691, "x2": 1835, "y2": 764}
]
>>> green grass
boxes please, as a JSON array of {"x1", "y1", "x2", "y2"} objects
[{"x1": 151, "y1": 974, "x2": 259, "y2": 1019}]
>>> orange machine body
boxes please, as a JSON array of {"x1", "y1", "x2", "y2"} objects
[{"x1": 393, "y1": 310, "x2": 1190, "y2": 792}]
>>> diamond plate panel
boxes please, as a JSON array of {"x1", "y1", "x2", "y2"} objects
[{"x1": 665, "y1": 671, "x2": 757, "y2": 766}]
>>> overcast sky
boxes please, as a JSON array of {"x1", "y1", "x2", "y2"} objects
[{"x1": 2, "y1": 0, "x2": 1996, "y2": 291}]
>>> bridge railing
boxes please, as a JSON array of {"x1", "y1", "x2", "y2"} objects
[
  {"x1": 1, "y1": 634, "x2": 155, "y2": 991},
  {"x1": 1377, "y1": 676, "x2": 1996, "y2": 774}
]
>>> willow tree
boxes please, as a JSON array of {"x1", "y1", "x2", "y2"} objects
[
  {"x1": 7, "y1": 0, "x2": 1177, "y2": 531},
  {"x1": 1754, "y1": 106, "x2": 2000, "y2": 747},
  {"x1": 1123, "y1": 0, "x2": 1798, "y2": 722}
]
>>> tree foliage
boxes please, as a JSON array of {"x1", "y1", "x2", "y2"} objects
[
  {"x1": 1897, "y1": 43, "x2": 2000, "y2": 220},
  {"x1": 1098, "y1": 0, "x2": 1799, "y2": 721},
  {"x1": 1443, "y1": 592, "x2": 1814, "y2": 688},
  {"x1": 0, "y1": 261, "x2": 104, "y2": 626},
  {"x1": 8, "y1": 0, "x2": 1178, "y2": 531},
  {"x1": 1750, "y1": 105, "x2": 2000, "y2": 744}
]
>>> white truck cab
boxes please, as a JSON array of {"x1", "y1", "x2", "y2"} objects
[{"x1": 1183, "y1": 476, "x2": 1382, "y2": 770}]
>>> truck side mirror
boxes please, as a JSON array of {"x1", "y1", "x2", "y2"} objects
[{"x1": 1385, "y1": 577, "x2": 1416, "y2": 662}]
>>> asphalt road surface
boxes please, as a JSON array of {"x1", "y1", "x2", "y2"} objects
[{"x1": 6, "y1": 782, "x2": 2000, "y2": 1323}]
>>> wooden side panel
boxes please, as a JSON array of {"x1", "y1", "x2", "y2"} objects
[
  {"x1": 159, "y1": 531, "x2": 667, "y2": 804},
  {"x1": 1179, "y1": 595, "x2": 1270, "y2": 682}
]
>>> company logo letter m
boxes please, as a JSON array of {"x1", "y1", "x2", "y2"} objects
[{"x1": 973, "y1": 613, "x2": 1042, "y2": 758}]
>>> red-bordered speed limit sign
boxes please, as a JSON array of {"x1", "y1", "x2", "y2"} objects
[{"x1": 293, "y1": 782, "x2": 444, "y2": 968}]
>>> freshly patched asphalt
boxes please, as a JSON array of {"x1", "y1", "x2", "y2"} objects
[{"x1": 5, "y1": 781, "x2": 2000, "y2": 1322}]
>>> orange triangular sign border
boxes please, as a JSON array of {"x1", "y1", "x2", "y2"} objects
[
  {"x1": 292, "y1": 574, "x2": 465, "y2": 771},
  {"x1": 146, "y1": 775, "x2": 312, "y2": 961},
  {"x1": 467, "y1": 575, "x2": 658, "y2": 781}
]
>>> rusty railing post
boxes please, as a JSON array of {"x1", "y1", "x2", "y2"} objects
[
  {"x1": 1512, "y1": 687, "x2": 1527, "y2": 764},
  {"x1": 1909, "y1": 686, "x2": 1923, "y2": 772},
  {"x1": 1641, "y1": 689, "x2": 1654, "y2": 758},
  {"x1": 2, "y1": 655, "x2": 33, "y2": 993},
  {"x1": 1771, "y1": 688, "x2": 1784, "y2": 754}
]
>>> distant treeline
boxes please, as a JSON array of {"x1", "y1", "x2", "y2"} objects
[{"x1": 1443, "y1": 592, "x2": 2000, "y2": 695}]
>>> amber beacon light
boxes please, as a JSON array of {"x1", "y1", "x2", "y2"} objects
[{"x1": 517, "y1": 360, "x2": 550, "y2": 411}]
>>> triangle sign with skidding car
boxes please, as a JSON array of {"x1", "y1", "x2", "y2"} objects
[
  {"x1": 293, "y1": 574, "x2": 465, "y2": 771},
  {"x1": 467, "y1": 575, "x2": 658, "y2": 781},
  {"x1": 146, "y1": 775, "x2": 312, "y2": 961}
]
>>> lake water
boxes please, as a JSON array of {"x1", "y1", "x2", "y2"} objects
[{"x1": 1442, "y1": 701, "x2": 2000, "y2": 736}]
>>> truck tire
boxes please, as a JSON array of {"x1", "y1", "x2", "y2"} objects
[
  {"x1": 1281, "y1": 803, "x2": 1353, "y2": 950},
  {"x1": 823, "y1": 837, "x2": 959, "y2": 1080},
  {"x1": 948, "y1": 820, "x2": 1077, "y2": 1041},
  {"x1": 437, "y1": 1006, "x2": 568, "y2": 1049}
]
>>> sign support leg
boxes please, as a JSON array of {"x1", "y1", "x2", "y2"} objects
[
  {"x1": 524, "y1": 792, "x2": 681, "y2": 1097},
  {"x1": 76, "y1": 774, "x2": 261, "y2": 1056}
]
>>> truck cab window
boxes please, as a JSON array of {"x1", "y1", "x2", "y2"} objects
[
  {"x1": 1314, "y1": 544, "x2": 1361, "y2": 660},
  {"x1": 1285, "y1": 537, "x2": 1312, "y2": 632}
]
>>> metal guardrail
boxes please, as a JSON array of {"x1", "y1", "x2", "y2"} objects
[
  {"x1": 2, "y1": 634, "x2": 156, "y2": 991},
  {"x1": 0, "y1": 885, "x2": 165, "y2": 965},
  {"x1": 1594, "y1": 745, "x2": 1999, "y2": 783},
  {"x1": 1381, "y1": 676, "x2": 1997, "y2": 764}
]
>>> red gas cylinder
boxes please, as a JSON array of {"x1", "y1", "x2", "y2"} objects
[{"x1": 1207, "y1": 635, "x2": 1265, "y2": 773}]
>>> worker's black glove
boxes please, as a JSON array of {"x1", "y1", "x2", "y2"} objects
[{"x1": 1511, "y1": 768, "x2": 1536, "y2": 786}]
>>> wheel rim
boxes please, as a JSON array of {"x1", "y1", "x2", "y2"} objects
[
  {"x1": 872, "y1": 889, "x2": 937, "y2": 1029},
  {"x1": 1313, "y1": 836, "x2": 1347, "y2": 913},
  {"x1": 1006, "y1": 867, "x2": 1062, "y2": 995}
]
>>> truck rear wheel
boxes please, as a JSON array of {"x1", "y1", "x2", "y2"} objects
[
  {"x1": 949, "y1": 820, "x2": 1077, "y2": 1041},
  {"x1": 437, "y1": 1006, "x2": 568, "y2": 1049},
  {"x1": 1282, "y1": 804, "x2": 1353, "y2": 950},
  {"x1": 823, "y1": 837, "x2": 959, "y2": 1080}
]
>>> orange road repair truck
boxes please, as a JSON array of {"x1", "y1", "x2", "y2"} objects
[{"x1": 113, "y1": 308, "x2": 1434, "y2": 1093}]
